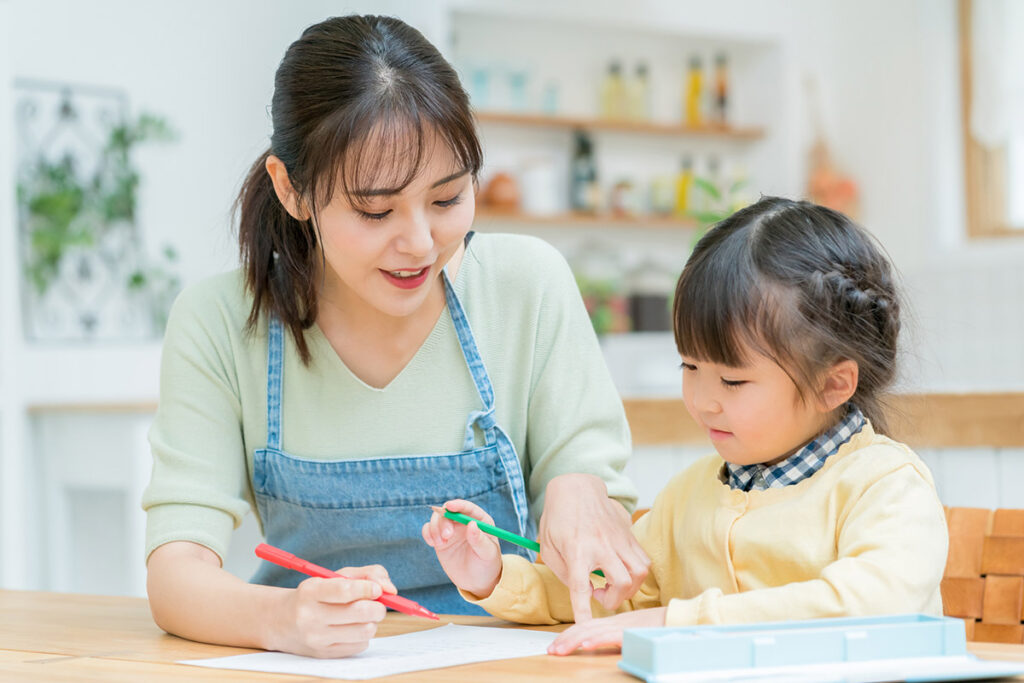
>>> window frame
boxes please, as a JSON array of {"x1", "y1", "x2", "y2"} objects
[{"x1": 959, "y1": 0, "x2": 1020, "y2": 238}]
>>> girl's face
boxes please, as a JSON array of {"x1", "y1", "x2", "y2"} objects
[
  {"x1": 314, "y1": 136, "x2": 475, "y2": 322},
  {"x1": 680, "y1": 345, "x2": 833, "y2": 467}
]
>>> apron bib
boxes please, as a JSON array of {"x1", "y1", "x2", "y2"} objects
[{"x1": 250, "y1": 268, "x2": 536, "y2": 614}]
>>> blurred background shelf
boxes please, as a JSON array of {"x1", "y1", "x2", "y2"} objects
[
  {"x1": 475, "y1": 208, "x2": 698, "y2": 229},
  {"x1": 475, "y1": 110, "x2": 764, "y2": 140}
]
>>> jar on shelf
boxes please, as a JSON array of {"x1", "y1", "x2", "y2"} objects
[
  {"x1": 626, "y1": 259, "x2": 679, "y2": 333},
  {"x1": 571, "y1": 241, "x2": 631, "y2": 336}
]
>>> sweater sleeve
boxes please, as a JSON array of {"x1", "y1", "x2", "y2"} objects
[
  {"x1": 664, "y1": 463, "x2": 948, "y2": 626},
  {"x1": 515, "y1": 240, "x2": 638, "y2": 519},
  {"x1": 461, "y1": 512, "x2": 664, "y2": 624},
  {"x1": 141, "y1": 283, "x2": 252, "y2": 564}
]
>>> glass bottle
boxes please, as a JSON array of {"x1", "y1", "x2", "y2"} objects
[
  {"x1": 684, "y1": 55, "x2": 703, "y2": 127},
  {"x1": 570, "y1": 130, "x2": 599, "y2": 213},
  {"x1": 628, "y1": 62, "x2": 651, "y2": 120},
  {"x1": 600, "y1": 60, "x2": 626, "y2": 119},
  {"x1": 712, "y1": 52, "x2": 729, "y2": 126},
  {"x1": 674, "y1": 156, "x2": 694, "y2": 218}
]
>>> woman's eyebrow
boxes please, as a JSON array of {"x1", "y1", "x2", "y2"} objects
[
  {"x1": 430, "y1": 168, "x2": 470, "y2": 188},
  {"x1": 352, "y1": 168, "x2": 470, "y2": 198}
]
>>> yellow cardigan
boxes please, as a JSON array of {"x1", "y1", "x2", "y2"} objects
[{"x1": 466, "y1": 423, "x2": 948, "y2": 625}]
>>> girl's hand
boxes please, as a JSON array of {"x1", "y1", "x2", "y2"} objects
[
  {"x1": 538, "y1": 474, "x2": 650, "y2": 623},
  {"x1": 547, "y1": 607, "x2": 667, "y2": 655},
  {"x1": 268, "y1": 564, "x2": 395, "y2": 658},
  {"x1": 421, "y1": 498, "x2": 502, "y2": 598}
]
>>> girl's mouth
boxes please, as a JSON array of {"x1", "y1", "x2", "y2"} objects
[{"x1": 709, "y1": 428, "x2": 733, "y2": 441}]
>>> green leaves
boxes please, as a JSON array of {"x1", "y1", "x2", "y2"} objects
[{"x1": 20, "y1": 113, "x2": 176, "y2": 294}]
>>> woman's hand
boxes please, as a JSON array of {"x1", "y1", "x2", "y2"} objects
[
  {"x1": 538, "y1": 473, "x2": 650, "y2": 622},
  {"x1": 421, "y1": 498, "x2": 503, "y2": 598},
  {"x1": 267, "y1": 564, "x2": 395, "y2": 658},
  {"x1": 548, "y1": 607, "x2": 667, "y2": 655}
]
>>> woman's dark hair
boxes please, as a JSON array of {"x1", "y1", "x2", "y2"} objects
[
  {"x1": 234, "y1": 15, "x2": 482, "y2": 363},
  {"x1": 672, "y1": 196, "x2": 901, "y2": 432}
]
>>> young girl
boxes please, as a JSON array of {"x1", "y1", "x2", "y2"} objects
[
  {"x1": 424, "y1": 196, "x2": 948, "y2": 655},
  {"x1": 143, "y1": 14, "x2": 645, "y2": 658}
]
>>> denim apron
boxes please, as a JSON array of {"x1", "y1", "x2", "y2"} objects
[{"x1": 249, "y1": 269, "x2": 536, "y2": 615}]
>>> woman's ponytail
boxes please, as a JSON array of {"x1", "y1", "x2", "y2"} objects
[{"x1": 235, "y1": 150, "x2": 317, "y2": 364}]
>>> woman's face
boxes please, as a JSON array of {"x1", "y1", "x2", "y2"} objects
[{"x1": 314, "y1": 135, "x2": 475, "y2": 322}]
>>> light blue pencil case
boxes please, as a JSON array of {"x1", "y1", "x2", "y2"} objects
[{"x1": 619, "y1": 614, "x2": 1024, "y2": 682}]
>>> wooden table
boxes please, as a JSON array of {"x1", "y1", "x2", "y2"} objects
[{"x1": 3, "y1": 590, "x2": 1023, "y2": 682}]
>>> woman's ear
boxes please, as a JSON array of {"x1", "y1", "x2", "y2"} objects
[
  {"x1": 265, "y1": 155, "x2": 310, "y2": 221},
  {"x1": 819, "y1": 359, "x2": 858, "y2": 412}
]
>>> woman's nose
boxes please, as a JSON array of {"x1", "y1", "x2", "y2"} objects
[{"x1": 396, "y1": 210, "x2": 433, "y2": 256}]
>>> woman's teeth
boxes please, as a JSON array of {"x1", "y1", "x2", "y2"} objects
[{"x1": 389, "y1": 268, "x2": 425, "y2": 278}]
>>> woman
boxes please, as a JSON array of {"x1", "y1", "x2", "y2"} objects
[{"x1": 143, "y1": 14, "x2": 646, "y2": 658}]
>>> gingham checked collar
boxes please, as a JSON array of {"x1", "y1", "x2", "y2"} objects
[{"x1": 724, "y1": 404, "x2": 865, "y2": 492}]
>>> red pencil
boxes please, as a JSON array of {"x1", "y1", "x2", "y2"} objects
[{"x1": 254, "y1": 543, "x2": 439, "y2": 620}]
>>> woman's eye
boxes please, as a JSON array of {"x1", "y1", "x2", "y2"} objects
[
  {"x1": 358, "y1": 209, "x2": 391, "y2": 221},
  {"x1": 721, "y1": 379, "x2": 746, "y2": 388},
  {"x1": 434, "y1": 193, "x2": 463, "y2": 208},
  {"x1": 680, "y1": 362, "x2": 696, "y2": 371}
]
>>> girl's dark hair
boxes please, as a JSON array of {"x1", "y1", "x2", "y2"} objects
[
  {"x1": 672, "y1": 196, "x2": 901, "y2": 432},
  {"x1": 234, "y1": 15, "x2": 482, "y2": 363}
]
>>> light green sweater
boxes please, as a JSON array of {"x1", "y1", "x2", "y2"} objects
[{"x1": 143, "y1": 233, "x2": 637, "y2": 563}]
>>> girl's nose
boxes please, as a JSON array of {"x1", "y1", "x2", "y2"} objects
[{"x1": 692, "y1": 385, "x2": 722, "y2": 415}]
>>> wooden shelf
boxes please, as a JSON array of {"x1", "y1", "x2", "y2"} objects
[
  {"x1": 475, "y1": 209, "x2": 697, "y2": 229},
  {"x1": 624, "y1": 393, "x2": 1024, "y2": 448},
  {"x1": 475, "y1": 110, "x2": 764, "y2": 140}
]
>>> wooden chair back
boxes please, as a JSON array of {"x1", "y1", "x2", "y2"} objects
[{"x1": 942, "y1": 506, "x2": 1024, "y2": 643}]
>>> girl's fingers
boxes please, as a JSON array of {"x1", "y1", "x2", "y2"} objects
[
  {"x1": 548, "y1": 624, "x2": 623, "y2": 655},
  {"x1": 421, "y1": 521, "x2": 436, "y2": 548},
  {"x1": 466, "y1": 520, "x2": 499, "y2": 559},
  {"x1": 442, "y1": 498, "x2": 496, "y2": 526}
]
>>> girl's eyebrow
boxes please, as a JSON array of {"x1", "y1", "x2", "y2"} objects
[{"x1": 353, "y1": 168, "x2": 470, "y2": 198}]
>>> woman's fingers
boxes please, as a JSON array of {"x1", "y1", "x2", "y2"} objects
[
  {"x1": 338, "y1": 565, "x2": 396, "y2": 595},
  {"x1": 592, "y1": 557, "x2": 633, "y2": 610},
  {"x1": 306, "y1": 576, "x2": 381, "y2": 604}
]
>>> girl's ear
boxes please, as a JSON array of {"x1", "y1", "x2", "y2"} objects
[
  {"x1": 819, "y1": 359, "x2": 858, "y2": 412},
  {"x1": 265, "y1": 155, "x2": 310, "y2": 221}
]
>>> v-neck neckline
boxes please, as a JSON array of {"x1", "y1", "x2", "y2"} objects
[{"x1": 308, "y1": 254, "x2": 470, "y2": 392}]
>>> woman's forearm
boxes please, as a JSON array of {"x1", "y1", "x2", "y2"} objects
[{"x1": 146, "y1": 541, "x2": 286, "y2": 650}]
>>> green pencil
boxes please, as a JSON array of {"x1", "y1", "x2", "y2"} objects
[{"x1": 430, "y1": 506, "x2": 604, "y2": 577}]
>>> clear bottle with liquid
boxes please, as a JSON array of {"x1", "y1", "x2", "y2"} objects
[
  {"x1": 684, "y1": 55, "x2": 703, "y2": 127},
  {"x1": 674, "y1": 156, "x2": 694, "y2": 218},
  {"x1": 627, "y1": 62, "x2": 651, "y2": 120},
  {"x1": 599, "y1": 60, "x2": 627, "y2": 119}
]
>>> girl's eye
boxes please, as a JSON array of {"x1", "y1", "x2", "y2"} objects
[
  {"x1": 357, "y1": 209, "x2": 391, "y2": 222},
  {"x1": 680, "y1": 362, "x2": 696, "y2": 371},
  {"x1": 434, "y1": 193, "x2": 463, "y2": 208},
  {"x1": 721, "y1": 379, "x2": 746, "y2": 388}
]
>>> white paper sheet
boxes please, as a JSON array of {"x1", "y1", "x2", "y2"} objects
[{"x1": 179, "y1": 623, "x2": 557, "y2": 680}]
